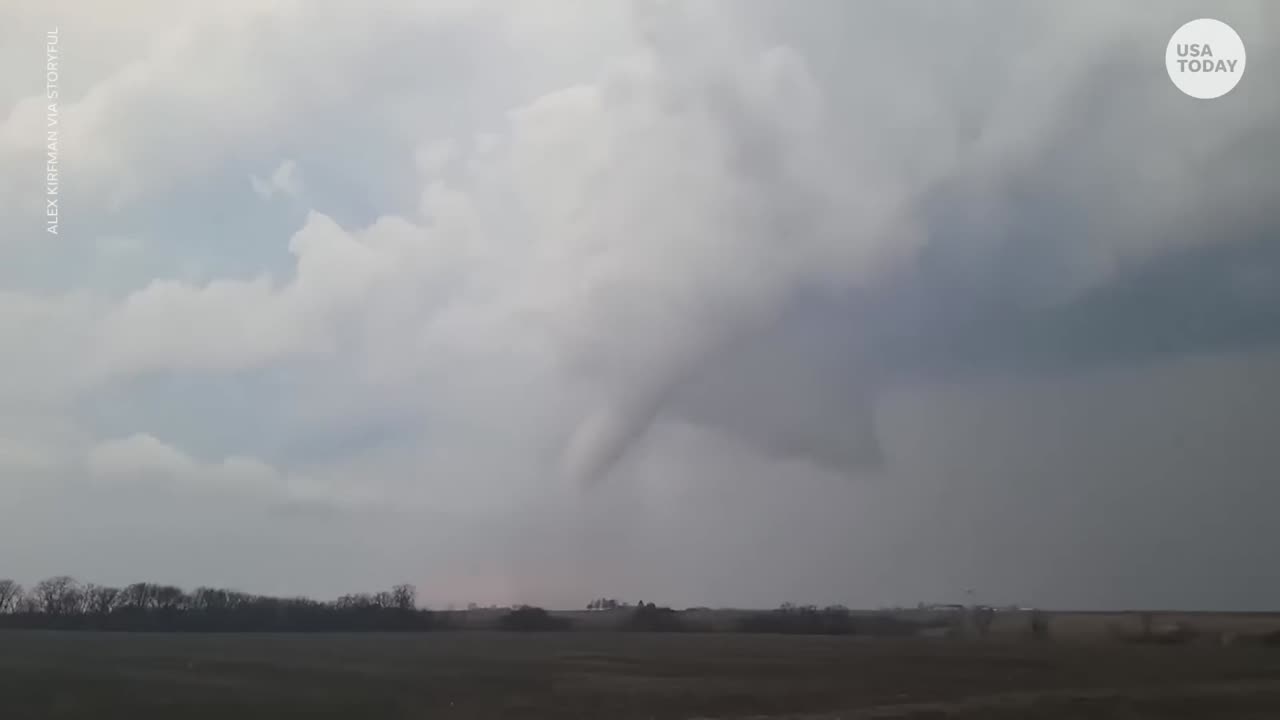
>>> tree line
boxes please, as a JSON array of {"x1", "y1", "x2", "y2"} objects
[
  {"x1": 0, "y1": 577, "x2": 435, "y2": 632},
  {"x1": 0, "y1": 576, "x2": 1052, "y2": 638}
]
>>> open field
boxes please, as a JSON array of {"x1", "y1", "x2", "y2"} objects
[{"x1": 4, "y1": 627, "x2": 1280, "y2": 719}]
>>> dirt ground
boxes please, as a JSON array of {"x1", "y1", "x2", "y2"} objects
[{"x1": 2, "y1": 629, "x2": 1280, "y2": 718}]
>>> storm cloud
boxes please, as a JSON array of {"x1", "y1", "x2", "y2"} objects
[{"x1": 0, "y1": 0, "x2": 1278, "y2": 609}]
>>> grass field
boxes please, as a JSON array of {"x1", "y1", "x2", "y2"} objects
[{"x1": 4, "y1": 628, "x2": 1280, "y2": 719}]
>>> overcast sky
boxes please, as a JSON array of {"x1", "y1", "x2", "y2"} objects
[{"x1": 1, "y1": 0, "x2": 1278, "y2": 611}]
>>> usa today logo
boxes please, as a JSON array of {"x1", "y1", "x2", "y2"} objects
[{"x1": 1166, "y1": 19, "x2": 1246, "y2": 99}]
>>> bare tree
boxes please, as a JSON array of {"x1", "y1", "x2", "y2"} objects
[
  {"x1": 15, "y1": 593, "x2": 38, "y2": 614},
  {"x1": 192, "y1": 586, "x2": 230, "y2": 612},
  {"x1": 154, "y1": 585, "x2": 188, "y2": 612},
  {"x1": 224, "y1": 590, "x2": 251, "y2": 610},
  {"x1": 337, "y1": 593, "x2": 375, "y2": 610},
  {"x1": 391, "y1": 584, "x2": 416, "y2": 611},
  {"x1": 83, "y1": 584, "x2": 121, "y2": 615},
  {"x1": 0, "y1": 579, "x2": 22, "y2": 613},
  {"x1": 120, "y1": 582, "x2": 158, "y2": 610},
  {"x1": 32, "y1": 576, "x2": 81, "y2": 615}
]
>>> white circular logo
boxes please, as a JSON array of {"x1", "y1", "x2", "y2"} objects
[{"x1": 1166, "y1": 19, "x2": 1246, "y2": 99}]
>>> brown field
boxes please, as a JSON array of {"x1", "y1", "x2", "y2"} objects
[{"x1": 4, "y1": 611, "x2": 1280, "y2": 719}]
